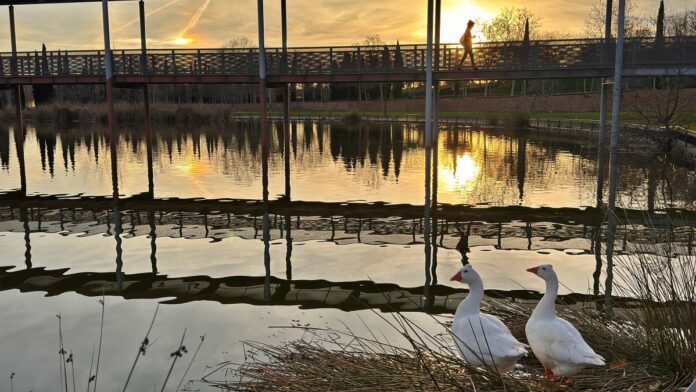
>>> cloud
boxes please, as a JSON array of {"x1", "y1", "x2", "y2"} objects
[{"x1": 1, "y1": 0, "x2": 688, "y2": 51}]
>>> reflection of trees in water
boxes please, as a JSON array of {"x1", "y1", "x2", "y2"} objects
[
  {"x1": 1, "y1": 124, "x2": 695, "y2": 208},
  {"x1": 0, "y1": 127, "x2": 9, "y2": 170}
]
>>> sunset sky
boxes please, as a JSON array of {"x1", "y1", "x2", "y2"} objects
[{"x1": 0, "y1": 0, "x2": 689, "y2": 51}]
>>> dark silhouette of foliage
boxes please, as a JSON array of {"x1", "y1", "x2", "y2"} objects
[{"x1": 656, "y1": 0, "x2": 665, "y2": 43}]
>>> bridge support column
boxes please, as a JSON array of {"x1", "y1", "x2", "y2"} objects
[
  {"x1": 423, "y1": 0, "x2": 434, "y2": 306},
  {"x1": 139, "y1": 0, "x2": 154, "y2": 196},
  {"x1": 139, "y1": 0, "x2": 147, "y2": 74},
  {"x1": 596, "y1": 0, "x2": 613, "y2": 206},
  {"x1": 596, "y1": 80, "x2": 609, "y2": 205},
  {"x1": 429, "y1": 0, "x2": 441, "y2": 287},
  {"x1": 258, "y1": 0, "x2": 272, "y2": 301},
  {"x1": 604, "y1": 0, "x2": 626, "y2": 316},
  {"x1": 281, "y1": 0, "x2": 290, "y2": 199},
  {"x1": 9, "y1": 5, "x2": 26, "y2": 195},
  {"x1": 102, "y1": 0, "x2": 118, "y2": 199}
]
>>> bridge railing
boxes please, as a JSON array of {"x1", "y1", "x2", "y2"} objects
[{"x1": 0, "y1": 36, "x2": 694, "y2": 78}]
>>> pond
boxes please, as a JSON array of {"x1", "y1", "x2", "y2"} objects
[{"x1": 0, "y1": 120, "x2": 694, "y2": 391}]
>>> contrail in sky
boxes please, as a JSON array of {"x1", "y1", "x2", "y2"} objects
[
  {"x1": 113, "y1": 0, "x2": 184, "y2": 32},
  {"x1": 180, "y1": 0, "x2": 212, "y2": 37}
]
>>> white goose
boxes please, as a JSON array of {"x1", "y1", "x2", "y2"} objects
[
  {"x1": 450, "y1": 264, "x2": 528, "y2": 372},
  {"x1": 525, "y1": 264, "x2": 605, "y2": 383}
]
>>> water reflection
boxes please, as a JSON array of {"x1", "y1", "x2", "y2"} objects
[
  {"x1": 1, "y1": 121, "x2": 694, "y2": 208},
  {"x1": 2, "y1": 202, "x2": 694, "y2": 310}
]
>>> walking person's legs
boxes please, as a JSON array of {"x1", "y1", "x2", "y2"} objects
[
  {"x1": 457, "y1": 49, "x2": 466, "y2": 70},
  {"x1": 468, "y1": 50, "x2": 477, "y2": 70}
]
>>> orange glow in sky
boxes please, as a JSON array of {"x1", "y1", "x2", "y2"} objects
[
  {"x1": 440, "y1": 3, "x2": 494, "y2": 43},
  {"x1": 172, "y1": 37, "x2": 194, "y2": 46}
]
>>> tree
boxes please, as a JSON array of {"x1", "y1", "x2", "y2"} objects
[
  {"x1": 33, "y1": 44, "x2": 55, "y2": 106},
  {"x1": 666, "y1": 10, "x2": 696, "y2": 37},
  {"x1": 392, "y1": 42, "x2": 404, "y2": 98},
  {"x1": 630, "y1": 75, "x2": 693, "y2": 135},
  {"x1": 584, "y1": 0, "x2": 653, "y2": 38},
  {"x1": 360, "y1": 34, "x2": 384, "y2": 47},
  {"x1": 656, "y1": 0, "x2": 665, "y2": 42},
  {"x1": 523, "y1": 18, "x2": 530, "y2": 43},
  {"x1": 480, "y1": 7, "x2": 542, "y2": 42},
  {"x1": 225, "y1": 36, "x2": 254, "y2": 49}
]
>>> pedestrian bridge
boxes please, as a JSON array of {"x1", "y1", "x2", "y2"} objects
[{"x1": 1, "y1": 36, "x2": 695, "y2": 85}]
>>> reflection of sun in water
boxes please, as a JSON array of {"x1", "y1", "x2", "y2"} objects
[
  {"x1": 174, "y1": 161, "x2": 196, "y2": 176},
  {"x1": 440, "y1": 3, "x2": 493, "y2": 43},
  {"x1": 439, "y1": 153, "x2": 480, "y2": 192}
]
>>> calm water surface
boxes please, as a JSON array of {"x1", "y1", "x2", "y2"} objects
[{"x1": 0, "y1": 120, "x2": 694, "y2": 390}]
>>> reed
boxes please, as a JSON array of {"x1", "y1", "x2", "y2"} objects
[
  {"x1": 613, "y1": 241, "x2": 696, "y2": 385},
  {"x1": 122, "y1": 304, "x2": 160, "y2": 392},
  {"x1": 209, "y1": 299, "x2": 689, "y2": 392}
]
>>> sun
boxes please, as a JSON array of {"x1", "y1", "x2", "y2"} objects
[
  {"x1": 172, "y1": 36, "x2": 194, "y2": 46},
  {"x1": 440, "y1": 2, "x2": 494, "y2": 43}
]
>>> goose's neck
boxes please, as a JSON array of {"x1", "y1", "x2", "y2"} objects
[
  {"x1": 455, "y1": 278, "x2": 484, "y2": 317},
  {"x1": 532, "y1": 275, "x2": 558, "y2": 319}
]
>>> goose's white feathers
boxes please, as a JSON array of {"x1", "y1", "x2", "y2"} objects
[
  {"x1": 525, "y1": 264, "x2": 605, "y2": 377},
  {"x1": 450, "y1": 264, "x2": 528, "y2": 373},
  {"x1": 453, "y1": 313, "x2": 528, "y2": 372}
]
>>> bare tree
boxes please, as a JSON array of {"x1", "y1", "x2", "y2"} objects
[
  {"x1": 666, "y1": 10, "x2": 696, "y2": 37},
  {"x1": 226, "y1": 36, "x2": 254, "y2": 49},
  {"x1": 479, "y1": 7, "x2": 542, "y2": 42},
  {"x1": 352, "y1": 34, "x2": 385, "y2": 47},
  {"x1": 630, "y1": 75, "x2": 693, "y2": 134},
  {"x1": 584, "y1": 0, "x2": 653, "y2": 38}
]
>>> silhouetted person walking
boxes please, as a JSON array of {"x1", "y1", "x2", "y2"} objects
[{"x1": 457, "y1": 20, "x2": 477, "y2": 71}]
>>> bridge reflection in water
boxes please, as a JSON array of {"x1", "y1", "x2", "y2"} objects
[
  {"x1": 1, "y1": 121, "x2": 695, "y2": 313},
  {"x1": 1, "y1": 199, "x2": 694, "y2": 312}
]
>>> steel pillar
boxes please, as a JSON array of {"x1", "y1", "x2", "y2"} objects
[
  {"x1": 423, "y1": 0, "x2": 434, "y2": 304},
  {"x1": 281, "y1": 0, "x2": 291, "y2": 199},
  {"x1": 9, "y1": 5, "x2": 25, "y2": 194},
  {"x1": 258, "y1": 0, "x2": 272, "y2": 300},
  {"x1": 139, "y1": 0, "x2": 147, "y2": 74},
  {"x1": 139, "y1": 0, "x2": 154, "y2": 195},
  {"x1": 596, "y1": 0, "x2": 613, "y2": 205},
  {"x1": 604, "y1": 0, "x2": 626, "y2": 316},
  {"x1": 102, "y1": 0, "x2": 118, "y2": 199}
]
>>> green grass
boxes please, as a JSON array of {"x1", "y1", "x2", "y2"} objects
[{"x1": 252, "y1": 109, "x2": 696, "y2": 130}]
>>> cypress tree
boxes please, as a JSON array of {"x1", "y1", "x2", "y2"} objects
[
  {"x1": 656, "y1": 0, "x2": 665, "y2": 43},
  {"x1": 523, "y1": 18, "x2": 530, "y2": 43},
  {"x1": 655, "y1": 0, "x2": 665, "y2": 89}
]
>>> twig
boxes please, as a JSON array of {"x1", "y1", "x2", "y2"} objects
[
  {"x1": 86, "y1": 344, "x2": 95, "y2": 392},
  {"x1": 94, "y1": 292, "x2": 106, "y2": 392},
  {"x1": 67, "y1": 351, "x2": 76, "y2": 392},
  {"x1": 175, "y1": 334, "x2": 206, "y2": 392},
  {"x1": 57, "y1": 314, "x2": 69, "y2": 392},
  {"x1": 123, "y1": 304, "x2": 160, "y2": 392},
  {"x1": 160, "y1": 328, "x2": 187, "y2": 392}
]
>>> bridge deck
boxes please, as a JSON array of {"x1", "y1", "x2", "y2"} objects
[{"x1": 1, "y1": 37, "x2": 694, "y2": 85}]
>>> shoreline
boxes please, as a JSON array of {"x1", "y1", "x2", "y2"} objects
[{"x1": 2, "y1": 101, "x2": 695, "y2": 130}]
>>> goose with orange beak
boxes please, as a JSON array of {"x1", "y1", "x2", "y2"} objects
[
  {"x1": 449, "y1": 264, "x2": 527, "y2": 372},
  {"x1": 525, "y1": 264, "x2": 605, "y2": 384}
]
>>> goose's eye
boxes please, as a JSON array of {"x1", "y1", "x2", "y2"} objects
[{"x1": 463, "y1": 271, "x2": 468, "y2": 274}]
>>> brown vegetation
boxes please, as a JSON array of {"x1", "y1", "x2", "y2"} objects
[
  {"x1": 215, "y1": 296, "x2": 691, "y2": 391},
  {"x1": 0, "y1": 102, "x2": 235, "y2": 127}
]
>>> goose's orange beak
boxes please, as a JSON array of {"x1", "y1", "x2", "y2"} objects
[
  {"x1": 450, "y1": 271, "x2": 462, "y2": 281},
  {"x1": 526, "y1": 266, "x2": 539, "y2": 274}
]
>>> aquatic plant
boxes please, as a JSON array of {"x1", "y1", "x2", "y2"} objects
[
  {"x1": 122, "y1": 304, "x2": 160, "y2": 392},
  {"x1": 613, "y1": 241, "x2": 696, "y2": 385},
  {"x1": 209, "y1": 299, "x2": 689, "y2": 391},
  {"x1": 341, "y1": 111, "x2": 362, "y2": 125}
]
